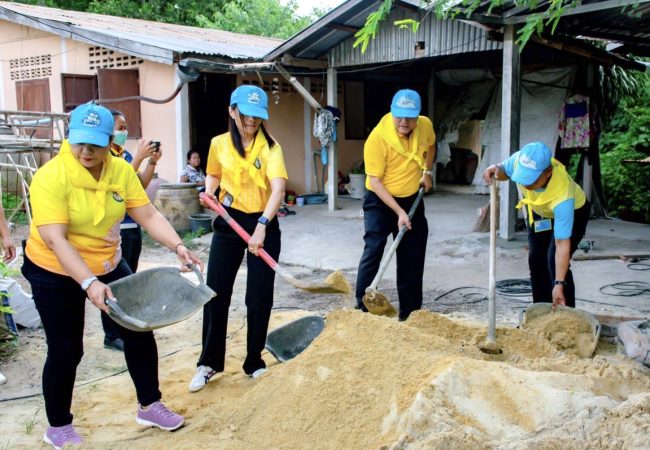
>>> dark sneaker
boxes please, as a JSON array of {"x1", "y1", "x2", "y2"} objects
[
  {"x1": 43, "y1": 424, "x2": 83, "y2": 449},
  {"x1": 136, "y1": 401, "x2": 184, "y2": 431},
  {"x1": 103, "y1": 337, "x2": 124, "y2": 351}
]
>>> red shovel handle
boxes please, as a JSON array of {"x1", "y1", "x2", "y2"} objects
[{"x1": 200, "y1": 193, "x2": 278, "y2": 270}]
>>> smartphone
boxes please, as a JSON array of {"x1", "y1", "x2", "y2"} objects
[{"x1": 150, "y1": 140, "x2": 161, "y2": 151}]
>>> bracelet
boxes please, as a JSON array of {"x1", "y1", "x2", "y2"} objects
[
  {"x1": 423, "y1": 169, "x2": 433, "y2": 176},
  {"x1": 148, "y1": 159, "x2": 157, "y2": 166},
  {"x1": 174, "y1": 242, "x2": 186, "y2": 253}
]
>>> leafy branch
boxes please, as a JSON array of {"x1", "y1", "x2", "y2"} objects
[{"x1": 353, "y1": 0, "x2": 584, "y2": 53}]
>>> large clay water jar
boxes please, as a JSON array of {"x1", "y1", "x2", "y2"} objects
[{"x1": 154, "y1": 183, "x2": 201, "y2": 232}]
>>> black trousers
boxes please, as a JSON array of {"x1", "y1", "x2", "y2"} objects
[
  {"x1": 527, "y1": 201, "x2": 590, "y2": 307},
  {"x1": 355, "y1": 190, "x2": 428, "y2": 320},
  {"x1": 198, "y1": 207, "x2": 281, "y2": 375},
  {"x1": 22, "y1": 256, "x2": 160, "y2": 427},
  {"x1": 101, "y1": 226, "x2": 142, "y2": 341}
]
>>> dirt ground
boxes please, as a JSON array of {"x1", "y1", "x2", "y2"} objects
[{"x1": 1, "y1": 215, "x2": 649, "y2": 449}]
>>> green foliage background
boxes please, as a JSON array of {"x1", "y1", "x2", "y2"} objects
[
  {"x1": 598, "y1": 74, "x2": 650, "y2": 223},
  {"x1": 14, "y1": 0, "x2": 322, "y2": 38}
]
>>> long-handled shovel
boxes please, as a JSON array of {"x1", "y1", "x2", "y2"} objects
[
  {"x1": 362, "y1": 187, "x2": 425, "y2": 317},
  {"x1": 200, "y1": 193, "x2": 350, "y2": 294},
  {"x1": 479, "y1": 177, "x2": 502, "y2": 354}
]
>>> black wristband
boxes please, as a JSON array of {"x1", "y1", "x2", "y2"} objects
[{"x1": 554, "y1": 280, "x2": 567, "y2": 287}]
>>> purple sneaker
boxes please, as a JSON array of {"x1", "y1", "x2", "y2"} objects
[
  {"x1": 43, "y1": 424, "x2": 83, "y2": 449},
  {"x1": 136, "y1": 401, "x2": 184, "y2": 431}
]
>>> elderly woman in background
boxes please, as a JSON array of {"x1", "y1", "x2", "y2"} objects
[{"x1": 22, "y1": 102, "x2": 203, "y2": 449}]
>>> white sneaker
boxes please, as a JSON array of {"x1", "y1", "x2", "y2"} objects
[
  {"x1": 249, "y1": 368, "x2": 267, "y2": 379},
  {"x1": 0, "y1": 372, "x2": 6, "y2": 386},
  {"x1": 189, "y1": 365, "x2": 216, "y2": 392}
]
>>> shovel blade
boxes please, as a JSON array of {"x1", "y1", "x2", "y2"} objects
[{"x1": 362, "y1": 290, "x2": 398, "y2": 317}]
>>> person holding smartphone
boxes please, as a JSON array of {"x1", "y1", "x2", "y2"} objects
[{"x1": 100, "y1": 109, "x2": 162, "y2": 351}]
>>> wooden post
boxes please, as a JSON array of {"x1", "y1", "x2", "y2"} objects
[
  {"x1": 327, "y1": 66, "x2": 338, "y2": 211},
  {"x1": 500, "y1": 24, "x2": 521, "y2": 240}
]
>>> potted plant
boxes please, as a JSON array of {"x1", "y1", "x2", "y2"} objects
[{"x1": 348, "y1": 160, "x2": 366, "y2": 199}]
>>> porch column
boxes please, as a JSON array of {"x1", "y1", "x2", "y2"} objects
[
  {"x1": 175, "y1": 67, "x2": 190, "y2": 178},
  {"x1": 499, "y1": 24, "x2": 521, "y2": 240},
  {"x1": 428, "y1": 68, "x2": 436, "y2": 191},
  {"x1": 327, "y1": 66, "x2": 338, "y2": 211},
  {"x1": 303, "y1": 77, "x2": 313, "y2": 193}
]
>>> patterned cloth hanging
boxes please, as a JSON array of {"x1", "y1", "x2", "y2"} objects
[{"x1": 559, "y1": 94, "x2": 590, "y2": 149}]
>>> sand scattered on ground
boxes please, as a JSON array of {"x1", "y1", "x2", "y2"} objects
[{"x1": 3, "y1": 308, "x2": 650, "y2": 449}]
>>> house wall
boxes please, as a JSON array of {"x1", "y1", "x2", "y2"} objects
[
  {"x1": 233, "y1": 74, "x2": 364, "y2": 196},
  {"x1": 0, "y1": 19, "x2": 181, "y2": 184}
]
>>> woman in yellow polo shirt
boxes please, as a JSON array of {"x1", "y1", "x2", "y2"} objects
[
  {"x1": 355, "y1": 89, "x2": 435, "y2": 321},
  {"x1": 21, "y1": 102, "x2": 203, "y2": 449},
  {"x1": 189, "y1": 85, "x2": 287, "y2": 392}
]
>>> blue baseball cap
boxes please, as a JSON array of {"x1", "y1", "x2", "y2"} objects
[
  {"x1": 391, "y1": 89, "x2": 421, "y2": 118},
  {"x1": 511, "y1": 142, "x2": 552, "y2": 185},
  {"x1": 68, "y1": 102, "x2": 114, "y2": 147},
  {"x1": 230, "y1": 85, "x2": 268, "y2": 120}
]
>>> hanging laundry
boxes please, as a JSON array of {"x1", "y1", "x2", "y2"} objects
[{"x1": 559, "y1": 94, "x2": 590, "y2": 149}]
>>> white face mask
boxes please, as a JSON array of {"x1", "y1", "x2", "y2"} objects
[{"x1": 113, "y1": 130, "x2": 128, "y2": 146}]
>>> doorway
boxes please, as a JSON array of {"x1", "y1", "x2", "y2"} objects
[{"x1": 189, "y1": 73, "x2": 235, "y2": 171}]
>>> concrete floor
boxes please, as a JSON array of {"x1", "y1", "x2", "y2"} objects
[{"x1": 199, "y1": 185, "x2": 650, "y2": 324}]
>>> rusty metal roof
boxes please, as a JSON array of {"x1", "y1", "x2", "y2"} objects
[{"x1": 0, "y1": 1, "x2": 282, "y2": 64}]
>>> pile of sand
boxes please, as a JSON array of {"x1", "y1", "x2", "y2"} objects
[{"x1": 5, "y1": 309, "x2": 649, "y2": 449}]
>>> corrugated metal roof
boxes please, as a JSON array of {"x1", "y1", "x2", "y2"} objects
[
  {"x1": 0, "y1": 1, "x2": 282, "y2": 64},
  {"x1": 330, "y1": 7, "x2": 500, "y2": 67},
  {"x1": 266, "y1": 0, "x2": 498, "y2": 65},
  {"x1": 266, "y1": 0, "x2": 650, "y2": 65},
  {"x1": 465, "y1": 0, "x2": 650, "y2": 57}
]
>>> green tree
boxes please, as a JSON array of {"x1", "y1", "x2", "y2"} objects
[
  {"x1": 13, "y1": 0, "x2": 321, "y2": 36},
  {"x1": 13, "y1": 0, "x2": 94, "y2": 10},
  {"x1": 196, "y1": 0, "x2": 312, "y2": 39},
  {"x1": 87, "y1": 0, "x2": 226, "y2": 27},
  {"x1": 598, "y1": 74, "x2": 650, "y2": 223}
]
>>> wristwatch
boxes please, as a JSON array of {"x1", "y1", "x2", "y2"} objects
[
  {"x1": 257, "y1": 216, "x2": 270, "y2": 226},
  {"x1": 423, "y1": 169, "x2": 433, "y2": 176},
  {"x1": 81, "y1": 276, "x2": 98, "y2": 291},
  {"x1": 554, "y1": 280, "x2": 567, "y2": 287}
]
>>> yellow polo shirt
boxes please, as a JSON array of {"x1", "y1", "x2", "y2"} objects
[
  {"x1": 206, "y1": 131, "x2": 288, "y2": 213},
  {"x1": 364, "y1": 115, "x2": 435, "y2": 197},
  {"x1": 26, "y1": 149, "x2": 149, "y2": 275}
]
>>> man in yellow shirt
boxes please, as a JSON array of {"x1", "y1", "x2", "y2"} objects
[{"x1": 355, "y1": 89, "x2": 435, "y2": 321}]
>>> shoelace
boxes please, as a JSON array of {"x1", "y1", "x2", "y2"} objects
[
  {"x1": 154, "y1": 403, "x2": 177, "y2": 419},
  {"x1": 60, "y1": 426, "x2": 80, "y2": 441}
]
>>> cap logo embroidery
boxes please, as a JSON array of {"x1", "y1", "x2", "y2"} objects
[
  {"x1": 396, "y1": 96, "x2": 416, "y2": 109},
  {"x1": 82, "y1": 111, "x2": 101, "y2": 128},
  {"x1": 247, "y1": 92, "x2": 261, "y2": 105},
  {"x1": 519, "y1": 154, "x2": 537, "y2": 169}
]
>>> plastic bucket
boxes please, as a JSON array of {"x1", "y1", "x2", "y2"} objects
[
  {"x1": 348, "y1": 173, "x2": 366, "y2": 199},
  {"x1": 154, "y1": 183, "x2": 201, "y2": 232},
  {"x1": 189, "y1": 213, "x2": 213, "y2": 233}
]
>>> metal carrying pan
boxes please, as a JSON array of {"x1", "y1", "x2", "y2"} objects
[
  {"x1": 522, "y1": 303, "x2": 602, "y2": 357},
  {"x1": 265, "y1": 316, "x2": 325, "y2": 363},
  {"x1": 105, "y1": 265, "x2": 215, "y2": 332}
]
